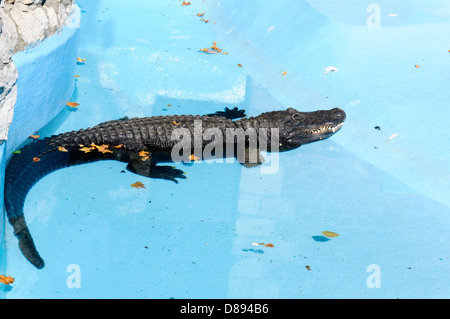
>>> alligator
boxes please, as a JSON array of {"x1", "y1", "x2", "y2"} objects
[{"x1": 3, "y1": 106, "x2": 346, "y2": 269}]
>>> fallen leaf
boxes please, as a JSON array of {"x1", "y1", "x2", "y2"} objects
[
  {"x1": 322, "y1": 231, "x2": 339, "y2": 238},
  {"x1": 90, "y1": 143, "x2": 113, "y2": 154},
  {"x1": 29, "y1": 134, "x2": 40, "y2": 139},
  {"x1": 74, "y1": 75, "x2": 80, "y2": 78},
  {"x1": 139, "y1": 150, "x2": 150, "y2": 161},
  {"x1": 415, "y1": 64, "x2": 420, "y2": 68},
  {"x1": 305, "y1": 265, "x2": 311, "y2": 271},
  {"x1": 201, "y1": 19, "x2": 209, "y2": 23},
  {"x1": 12, "y1": 150, "x2": 21, "y2": 154},
  {"x1": 67, "y1": 102, "x2": 79, "y2": 108},
  {"x1": 264, "y1": 243, "x2": 274, "y2": 247},
  {"x1": 189, "y1": 154, "x2": 200, "y2": 161},
  {"x1": 58, "y1": 146, "x2": 68, "y2": 152},
  {"x1": 79, "y1": 145, "x2": 95, "y2": 153},
  {"x1": 112, "y1": 144, "x2": 124, "y2": 149},
  {"x1": 0, "y1": 275, "x2": 15, "y2": 285},
  {"x1": 281, "y1": 71, "x2": 287, "y2": 75},
  {"x1": 33, "y1": 157, "x2": 41, "y2": 162},
  {"x1": 237, "y1": 63, "x2": 242, "y2": 67},
  {"x1": 76, "y1": 57, "x2": 86, "y2": 62},
  {"x1": 131, "y1": 181, "x2": 146, "y2": 189},
  {"x1": 181, "y1": 1, "x2": 191, "y2": 5},
  {"x1": 199, "y1": 41, "x2": 227, "y2": 55},
  {"x1": 172, "y1": 120, "x2": 181, "y2": 126},
  {"x1": 197, "y1": 12, "x2": 205, "y2": 16}
]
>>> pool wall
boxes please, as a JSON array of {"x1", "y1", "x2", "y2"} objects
[
  {"x1": 0, "y1": 4, "x2": 80, "y2": 281},
  {"x1": 203, "y1": 0, "x2": 450, "y2": 208}
]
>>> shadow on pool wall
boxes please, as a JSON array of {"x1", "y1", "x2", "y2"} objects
[
  {"x1": 203, "y1": 0, "x2": 450, "y2": 208},
  {"x1": 0, "y1": 5, "x2": 81, "y2": 283}
]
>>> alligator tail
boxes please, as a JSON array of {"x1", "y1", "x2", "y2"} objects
[{"x1": 4, "y1": 137, "x2": 109, "y2": 269}]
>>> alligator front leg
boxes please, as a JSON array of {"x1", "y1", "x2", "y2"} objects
[{"x1": 126, "y1": 152, "x2": 187, "y2": 183}]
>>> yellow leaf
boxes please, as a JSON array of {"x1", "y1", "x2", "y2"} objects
[
  {"x1": 0, "y1": 275, "x2": 15, "y2": 285},
  {"x1": 139, "y1": 150, "x2": 150, "y2": 161},
  {"x1": 29, "y1": 134, "x2": 40, "y2": 139},
  {"x1": 79, "y1": 146, "x2": 95, "y2": 153},
  {"x1": 67, "y1": 102, "x2": 79, "y2": 108},
  {"x1": 77, "y1": 57, "x2": 86, "y2": 62},
  {"x1": 131, "y1": 181, "x2": 146, "y2": 189},
  {"x1": 322, "y1": 231, "x2": 339, "y2": 238},
  {"x1": 281, "y1": 71, "x2": 287, "y2": 75},
  {"x1": 90, "y1": 143, "x2": 113, "y2": 154},
  {"x1": 58, "y1": 146, "x2": 68, "y2": 152}
]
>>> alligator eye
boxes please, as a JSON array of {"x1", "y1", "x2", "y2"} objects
[{"x1": 292, "y1": 113, "x2": 304, "y2": 121}]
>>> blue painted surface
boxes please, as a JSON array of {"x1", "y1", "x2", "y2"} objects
[{"x1": 2, "y1": 0, "x2": 450, "y2": 298}]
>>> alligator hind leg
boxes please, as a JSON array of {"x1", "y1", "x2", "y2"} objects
[{"x1": 126, "y1": 154, "x2": 187, "y2": 183}]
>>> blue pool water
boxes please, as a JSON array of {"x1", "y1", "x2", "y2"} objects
[{"x1": 1, "y1": 0, "x2": 450, "y2": 298}]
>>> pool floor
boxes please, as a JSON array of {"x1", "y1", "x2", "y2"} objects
[{"x1": 2, "y1": 0, "x2": 450, "y2": 298}]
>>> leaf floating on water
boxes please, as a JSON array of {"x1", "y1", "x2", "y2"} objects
[
  {"x1": 12, "y1": 150, "x2": 21, "y2": 154},
  {"x1": 112, "y1": 144, "x2": 124, "y2": 149},
  {"x1": 0, "y1": 275, "x2": 15, "y2": 285},
  {"x1": 33, "y1": 157, "x2": 41, "y2": 162},
  {"x1": 67, "y1": 102, "x2": 79, "y2": 108},
  {"x1": 131, "y1": 181, "x2": 146, "y2": 189},
  {"x1": 29, "y1": 134, "x2": 40, "y2": 139},
  {"x1": 77, "y1": 57, "x2": 86, "y2": 63},
  {"x1": 322, "y1": 231, "x2": 339, "y2": 238},
  {"x1": 281, "y1": 71, "x2": 287, "y2": 76},
  {"x1": 181, "y1": 1, "x2": 191, "y2": 5},
  {"x1": 305, "y1": 265, "x2": 311, "y2": 271},
  {"x1": 199, "y1": 41, "x2": 228, "y2": 55},
  {"x1": 264, "y1": 243, "x2": 274, "y2": 247},
  {"x1": 197, "y1": 12, "x2": 205, "y2": 17},
  {"x1": 58, "y1": 146, "x2": 68, "y2": 152}
]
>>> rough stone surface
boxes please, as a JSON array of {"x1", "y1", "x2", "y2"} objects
[{"x1": 0, "y1": 0, "x2": 75, "y2": 141}]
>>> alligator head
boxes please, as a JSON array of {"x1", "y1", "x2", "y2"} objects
[{"x1": 257, "y1": 107, "x2": 346, "y2": 151}]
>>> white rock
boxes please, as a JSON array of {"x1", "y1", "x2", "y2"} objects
[
  {"x1": 0, "y1": 12, "x2": 19, "y2": 62},
  {"x1": 43, "y1": 5, "x2": 58, "y2": 31},
  {"x1": 9, "y1": 6, "x2": 48, "y2": 46},
  {"x1": 0, "y1": 84, "x2": 17, "y2": 140}
]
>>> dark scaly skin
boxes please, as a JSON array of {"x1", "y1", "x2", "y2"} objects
[{"x1": 4, "y1": 107, "x2": 345, "y2": 269}]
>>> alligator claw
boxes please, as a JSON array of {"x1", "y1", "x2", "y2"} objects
[{"x1": 150, "y1": 165, "x2": 187, "y2": 183}]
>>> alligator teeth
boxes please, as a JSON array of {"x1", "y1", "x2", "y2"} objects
[{"x1": 309, "y1": 122, "x2": 343, "y2": 134}]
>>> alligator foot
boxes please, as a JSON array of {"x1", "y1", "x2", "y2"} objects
[
  {"x1": 148, "y1": 165, "x2": 187, "y2": 183},
  {"x1": 207, "y1": 107, "x2": 246, "y2": 120}
]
